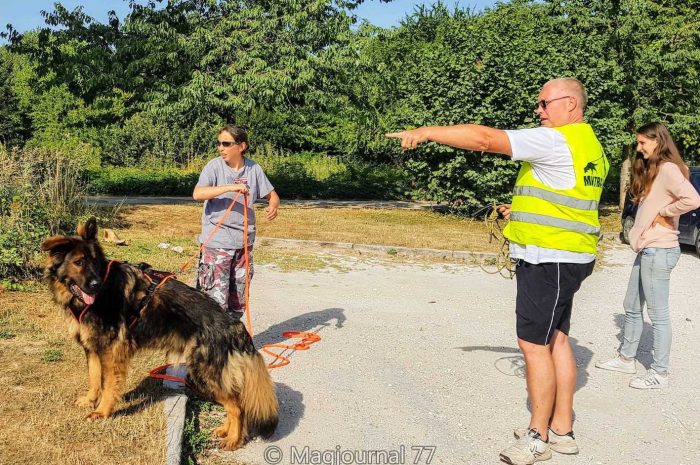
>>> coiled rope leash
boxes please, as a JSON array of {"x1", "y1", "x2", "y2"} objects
[
  {"x1": 474, "y1": 203, "x2": 515, "y2": 279},
  {"x1": 235, "y1": 194, "x2": 321, "y2": 369},
  {"x1": 262, "y1": 331, "x2": 322, "y2": 369}
]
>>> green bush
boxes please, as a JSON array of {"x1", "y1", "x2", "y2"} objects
[
  {"x1": 100, "y1": 113, "x2": 223, "y2": 167},
  {"x1": 86, "y1": 167, "x2": 200, "y2": 196},
  {"x1": 257, "y1": 149, "x2": 409, "y2": 199},
  {"x1": 87, "y1": 151, "x2": 411, "y2": 200},
  {"x1": 0, "y1": 147, "x2": 91, "y2": 280}
]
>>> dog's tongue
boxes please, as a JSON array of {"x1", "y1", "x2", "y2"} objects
[
  {"x1": 82, "y1": 292, "x2": 96, "y2": 305},
  {"x1": 72, "y1": 285, "x2": 95, "y2": 305}
]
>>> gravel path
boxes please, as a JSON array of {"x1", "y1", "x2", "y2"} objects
[{"x1": 214, "y1": 243, "x2": 699, "y2": 465}]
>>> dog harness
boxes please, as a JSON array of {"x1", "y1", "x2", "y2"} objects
[{"x1": 128, "y1": 266, "x2": 176, "y2": 329}]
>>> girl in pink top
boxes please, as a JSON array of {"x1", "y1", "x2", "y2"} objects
[{"x1": 596, "y1": 122, "x2": 700, "y2": 389}]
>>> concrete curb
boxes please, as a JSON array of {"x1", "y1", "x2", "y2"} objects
[
  {"x1": 165, "y1": 394, "x2": 187, "y2": 465},
  {"x1": 256, "y1": 236, "x2": 499, "y2": 261},
  {"x1": 163, "y1": 364, "x2": 188, "y2": 465}
]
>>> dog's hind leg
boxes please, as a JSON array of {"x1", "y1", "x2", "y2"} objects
[
  {"x1": 219, "y1": 398, "x2": 245, "y2": 451},
  {"x1": 76, "y1": 348, "x2": 102, "y2": 409},
  {"x1": 87, "y1": 345, "x2": 130, "y2": 420}
]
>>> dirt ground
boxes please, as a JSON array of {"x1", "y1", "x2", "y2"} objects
[{"x1": 205, "y1": 242, "x2": 700, "y2": 465}]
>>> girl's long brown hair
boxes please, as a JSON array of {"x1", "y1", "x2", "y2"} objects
[{"x1": 630, "y1": 122, "x2": 689, "y2": 204}]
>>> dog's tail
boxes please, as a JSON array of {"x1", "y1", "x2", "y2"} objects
[{"x1": 239, "y1": 352, "x2": 278, "y2": 438}]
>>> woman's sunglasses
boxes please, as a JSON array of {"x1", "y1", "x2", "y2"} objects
[{"x1": 217, "y1": 140, "x2": 241, "y2": 148}]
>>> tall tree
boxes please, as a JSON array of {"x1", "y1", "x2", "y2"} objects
[{"x1": 0, "y1": 50, "x2": 30, "y2": 147}]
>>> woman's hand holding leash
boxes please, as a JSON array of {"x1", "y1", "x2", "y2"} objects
[{"x1": 229, "y1": 184, "x2": 249, "y2": 194}]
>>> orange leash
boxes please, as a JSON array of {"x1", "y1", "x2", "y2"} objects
[
  {"x1": 262, "y1": 331, "x2": 322, "y2": 369},
  {"x1": 178, "y1": 191, "x2": 245, "y2": 275},
  {"x1": 148, "y1": 363, "x2": 192, "y2": 388}
]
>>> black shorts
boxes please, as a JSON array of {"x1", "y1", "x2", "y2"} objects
[{"x1": 515, "y1": 260, "x2": 595, "y2": 345}]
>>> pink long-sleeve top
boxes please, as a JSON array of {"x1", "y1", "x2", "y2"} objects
[{"x1": 628, "y1": 162, "x2": 700, "y2": 253}]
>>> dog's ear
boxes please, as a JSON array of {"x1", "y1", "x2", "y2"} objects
[
  {"x1": 41, "y1": 236, "x2": 72, "y2": 256},
  {"x1": 77, "y1": 217, "x2": 98, "y2": 241}
]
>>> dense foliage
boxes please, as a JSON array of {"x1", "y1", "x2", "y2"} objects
[{"x1": 1, "y1": 0, "x2": 698, "y2": 211}]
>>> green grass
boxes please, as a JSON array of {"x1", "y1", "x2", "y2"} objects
[{"x1": 40, "y1": 349, "x2": 64, "y2": 363}]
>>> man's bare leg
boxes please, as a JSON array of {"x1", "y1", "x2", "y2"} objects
[
  {"x1": 549, "y1": 330, "x2": 576, "y2": 434},
  {"x1": 518, "y1": 337, "x2": 555, "y2": 441}
]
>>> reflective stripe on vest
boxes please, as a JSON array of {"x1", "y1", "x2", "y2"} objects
[
  {"x1": 512, "y1": 186, "x2": 599, "y2": 211},
  {"x1": 509, "y1": 211, "x2": 600, "y2": 235}
]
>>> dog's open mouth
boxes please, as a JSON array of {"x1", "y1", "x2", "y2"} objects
[{"x1": 70, "y1": 284, "x2": 96, "y2": 305}]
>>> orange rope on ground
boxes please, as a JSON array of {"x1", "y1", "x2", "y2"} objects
[
  {"x1": 262, "y1": 331, "x2": 322, "y2": 369},
  {"x1": 148, "y1": 364, "x2": 192, "y2": 387}
]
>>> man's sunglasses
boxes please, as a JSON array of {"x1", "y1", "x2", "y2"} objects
[
  {"x1": 217, "y1": 140, "x2": 241, "y2": 148},
  {"x1": 535, "y1": 95, "x2": 571, "y2": 111}
]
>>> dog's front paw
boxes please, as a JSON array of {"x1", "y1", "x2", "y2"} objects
[
  {"x1": 220, "y1": 437, "x2": 243, "y2": 451},
  {"x1": 85, "y1": 410, "x2": 109, "y2": 421},
  {"x1": 212, "y1": 426, "x2": 228, "y2": 438},
  {"x1": 75, "y1": 395, "x2": 99, "y2": 409}
]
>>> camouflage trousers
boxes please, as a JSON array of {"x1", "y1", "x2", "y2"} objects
[{"x1": 197, "y1": 246, "x2": 254, "y2": 321}]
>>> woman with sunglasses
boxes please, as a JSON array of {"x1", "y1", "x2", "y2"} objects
[
  {"x1": 192, "y1": 125, "x2": 280, "y2": 322},
  {"x1": 596, "y1": 122, "x2": 700, "y2": 388}
]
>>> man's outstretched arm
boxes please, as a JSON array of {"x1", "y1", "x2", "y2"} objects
[{"x1": 386, "y1": 124, "x2": 512, "y2": 156}]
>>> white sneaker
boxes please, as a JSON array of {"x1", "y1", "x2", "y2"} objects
[
  {"x1": 595, "y1": 355, "x2": 637, "y2": 374},
  {"x1": 500, "y1": 428, "x2": 552, "y2": 465},
  {"x1": 514, "y1": 427, "x2": 578, "y2": 454},
  {"x1": 629, "y1": 369, "x2": 669, "y2": 389}
]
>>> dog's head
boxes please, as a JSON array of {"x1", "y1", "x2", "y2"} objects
[{"x1": 42, "y1": 217, "x2": 107, "y2": 305}]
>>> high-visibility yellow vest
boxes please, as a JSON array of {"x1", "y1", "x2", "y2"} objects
[{"x1": 503, "y1": 123, "x2": 609, "y2": 254}]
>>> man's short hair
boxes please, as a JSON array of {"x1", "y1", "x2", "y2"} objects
[{"x1": 548, "y1": 78, "x2": 588, "y2": 111}]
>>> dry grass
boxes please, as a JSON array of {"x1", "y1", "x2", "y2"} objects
[
  {"x1": 258, "y1": 207, "x2": 502, "y2": 251},
  {"x1": 0, "y1": 290, "x2": 168, "y2": 465},
  {"x1": 106, "y1": 203, "x2": 621, "y2": 259}
]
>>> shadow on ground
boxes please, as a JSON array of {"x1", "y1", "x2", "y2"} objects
[
  {"x1": 253, "y1": 307, "x2": 346, "y2": 347},
  {"x1": 457, "y1": 338, "x2": 593, "y2": 391},
  {"x1": 613, "y1": 312, "x2": 654, "y2": 368}
]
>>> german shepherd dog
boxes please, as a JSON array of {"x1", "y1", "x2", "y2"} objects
[{"x1": 42, "y1": 218, "x2": 278, "y2": 450}]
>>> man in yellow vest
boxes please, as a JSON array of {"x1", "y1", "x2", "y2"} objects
[{"x1": 386, "y1": 78, "x2": 608, "y2": 465}]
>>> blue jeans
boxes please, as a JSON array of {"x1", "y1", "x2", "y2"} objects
[{"x1": 619, "y1": 247, "x2": 681, "y2": 375}]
